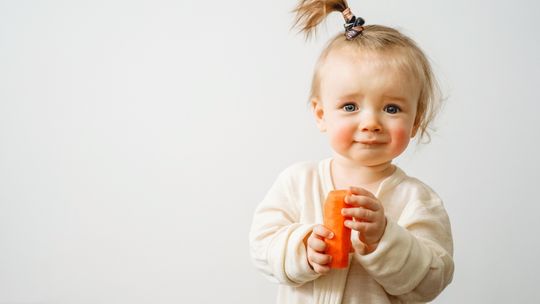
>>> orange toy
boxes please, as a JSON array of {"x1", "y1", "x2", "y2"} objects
[{"x1": 323, "y1": 190, "x2": 351, "y2": 268}]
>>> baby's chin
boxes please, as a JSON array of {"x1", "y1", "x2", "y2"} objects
[{"x1": 332, "y1": 152, "x2": 395, "y2": 168}]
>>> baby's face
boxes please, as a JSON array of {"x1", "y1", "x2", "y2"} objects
[{"x1": 313, "y1": 49, "x2": 420, "y2": 167}]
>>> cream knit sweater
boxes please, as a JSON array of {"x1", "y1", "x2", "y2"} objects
[{"x1": 249, "y1": 158, "x2": 454, "y2": 303}]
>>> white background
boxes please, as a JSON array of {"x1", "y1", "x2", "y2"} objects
[{"x1": 1, "y1": 0, "x2": 539, "y2": 303}]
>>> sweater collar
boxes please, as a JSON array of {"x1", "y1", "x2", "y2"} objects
[{"x1": 320, "y1": 157, "x2": 406, "y2": 198}]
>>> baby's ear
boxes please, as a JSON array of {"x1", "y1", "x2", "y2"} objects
[{"x1": 311, "y1": 98, "x2": 326, "y2": 132}]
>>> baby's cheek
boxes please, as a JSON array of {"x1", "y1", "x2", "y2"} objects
[
  {"x1": 390, "y1": 127, "x2": 411, "y2": 154},
  {"x1": 331, "y1": 123, "x2": 356, "y2": 149}
]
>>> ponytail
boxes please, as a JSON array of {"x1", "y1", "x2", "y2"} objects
[{"x1": 292, "y1": 0, "x2": 349, "y2": 38}]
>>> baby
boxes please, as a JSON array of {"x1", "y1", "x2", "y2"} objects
[{"x1": 249, "y1": 1, "x2": 454, "y2": 303}]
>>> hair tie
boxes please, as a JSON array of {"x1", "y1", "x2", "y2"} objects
[{"x1": 342, "y1": 7, "x2": 365, "y2": 40}]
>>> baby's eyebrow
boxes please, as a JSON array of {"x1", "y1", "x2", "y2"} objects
[
  {"x1": 337, "y1": 92, "x2": 363, "y2": 100},
  {"x1": 382, "y1": 95, "x2": 408, "y2": 103},
  {"x1": 383, "y1": 95, "x2": 408, "y2": 104}
]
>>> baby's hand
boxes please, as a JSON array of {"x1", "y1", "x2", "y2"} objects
[
  {"x1": 342, "y1": 186, "x2": 387, "y2": 254},
  {"x1": 305, "y1": 225, "x2": 334, "y2": 274}
]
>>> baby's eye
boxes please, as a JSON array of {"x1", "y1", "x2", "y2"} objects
[
  {"x1": 342, "y1": 103, "x2": 358, "y2": 112},
  {"x1": 384, "y1": 104, "x2": 401, "y2": 114}
]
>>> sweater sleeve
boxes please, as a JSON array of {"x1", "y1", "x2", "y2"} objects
[
  {"x1": 357, "y1": 198, "x2": 454, "y2": 302},
  {"x1": 249, "y1": 168, "x2": 321, "y2": 286}
]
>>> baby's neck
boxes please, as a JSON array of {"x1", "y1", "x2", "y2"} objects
[{"x1": 330, "y1": 158, "x2": 395, "y2": 194}]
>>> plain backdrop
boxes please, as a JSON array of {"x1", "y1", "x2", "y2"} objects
[{"x1": 1, "y1": 0, "x2": 539, "y2": 303}]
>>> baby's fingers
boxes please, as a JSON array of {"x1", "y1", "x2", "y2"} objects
[
  {"x1": 349, "y1": 186, "x2": 376, "y2": 199},
  {"x1": 307, "y1": 234, "x2": 328, "y2": 252},
  {"x1": 307, "y1": 248, "x2": 332, "y2": 274},
  {"x1": 341, "y1": 207, "x2": 376, "y2": 222},
  {"x1": 312, "y1": 224, "x2": 335, "y2": 240},
  {"x1": 311, "y1": 263, "x2": 331, "y2": 275},
  {"x1": 345, "y1": 193, "x2": 380, "y2": 211},
  {"x1": 307, "y1": 248, "x2": 333, "y2": 266}
]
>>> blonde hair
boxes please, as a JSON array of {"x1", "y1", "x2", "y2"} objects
[{"x1": 293, "y1": 0, "x2": 441, "y2": 143}]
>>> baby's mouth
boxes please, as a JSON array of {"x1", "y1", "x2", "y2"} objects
[{"x1": 354, "y1": 139, "x2": 385, "y2": 145}]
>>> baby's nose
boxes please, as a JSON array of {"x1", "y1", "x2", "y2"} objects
[{"x1": 359, "y1": 112, "x2": 382, "y2": 132}]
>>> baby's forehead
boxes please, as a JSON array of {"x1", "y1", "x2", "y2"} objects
[
  {"x1": 318, "y1": 48, "x2": 421, "y2": 99},
  {"x1": 321, "y1": 47, "x2": 411, "y2": 75},
  {"x1": 323, "y1": 49, "x2": 415, "y2": 79}
]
